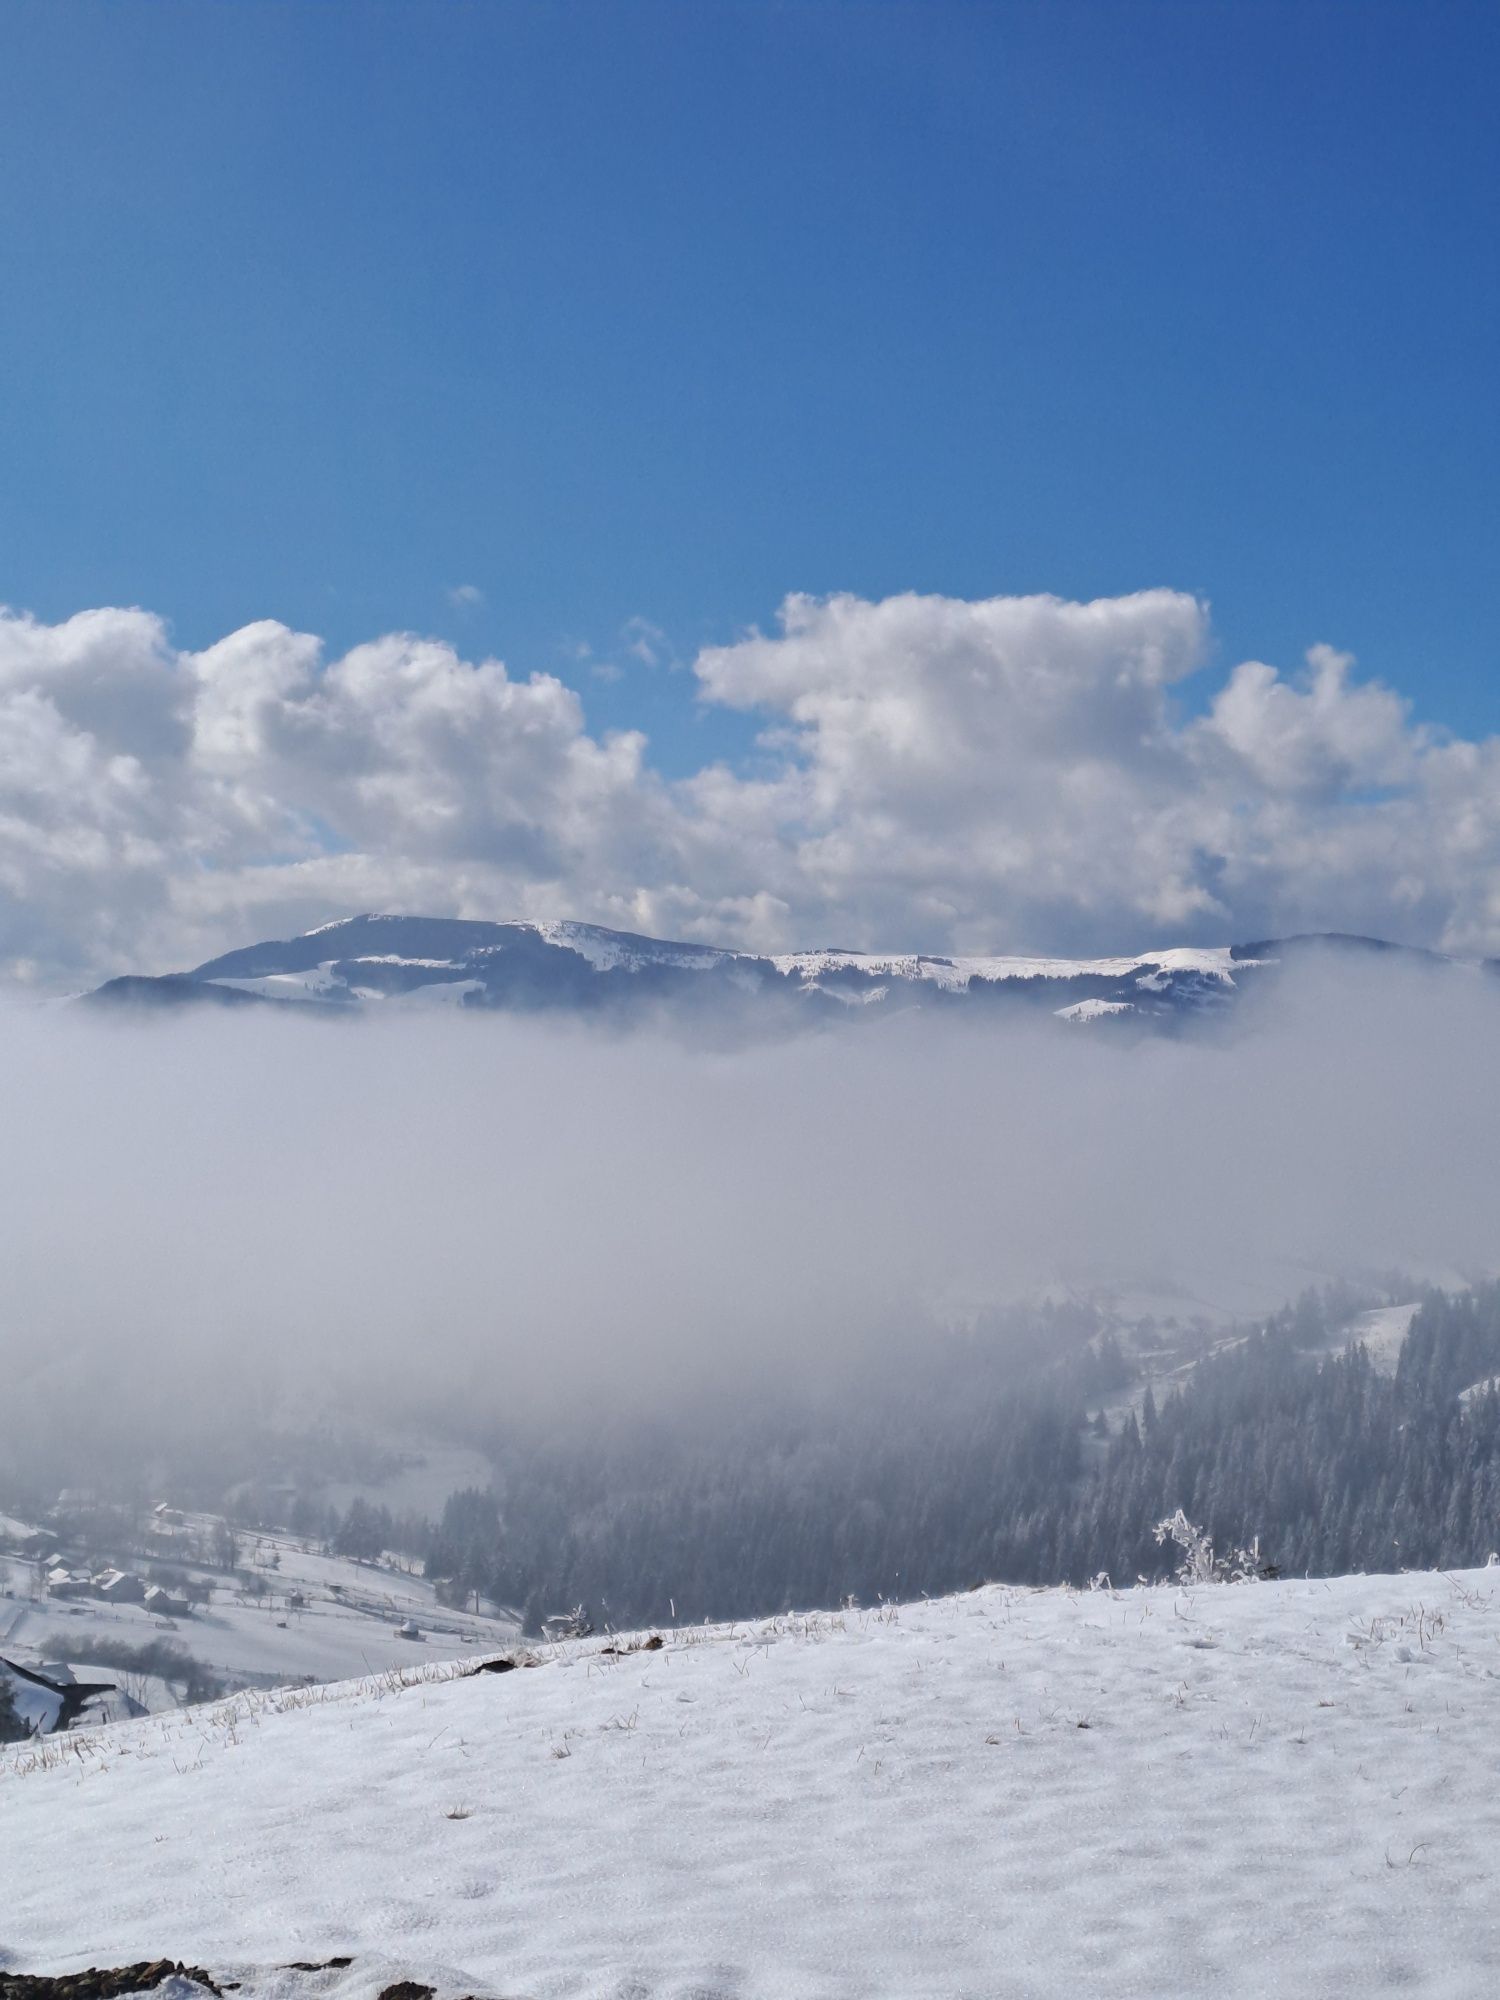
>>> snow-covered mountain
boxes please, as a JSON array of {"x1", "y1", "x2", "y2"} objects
[
  {"x1": 8, "y1": 1565, "x2": 1500, "y2": 1996},
  {"x1": 86, "y1": 915, "x2": 1470, "y2": 1029}
]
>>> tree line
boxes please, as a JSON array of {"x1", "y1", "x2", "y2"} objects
[{"x1": 399, "y1": 1286, "x2": 1500, "y2": 1632}]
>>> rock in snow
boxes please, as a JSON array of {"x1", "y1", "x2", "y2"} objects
[{"x1": 7, "y1": 1566, "x2": 1500, "y2": 1996}]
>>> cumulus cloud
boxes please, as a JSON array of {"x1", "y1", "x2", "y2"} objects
[{"x1": 2, "y1": 589, "x2": 1500, "y2": 987}]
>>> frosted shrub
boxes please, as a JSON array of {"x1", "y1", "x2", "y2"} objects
[{"x1": 1153, "y1": 1509, "x2": 1263, "y2": 1585}]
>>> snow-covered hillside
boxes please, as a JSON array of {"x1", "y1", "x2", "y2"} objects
[
  {"x1": 8, "y1": 1566, "x2": 1500, "y2": 1997},
  {"x1": 81, "y1": 912, "x2": 1390, "y2": 1029},
  {"x1": 1, "y1": 1516, "x2": 518, "y2": 1705}
]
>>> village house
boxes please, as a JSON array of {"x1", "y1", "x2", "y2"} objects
[
  {"x1": 144, "y1": 1583, "x2": 191, "y2": 1617},
  {"x1": 94, "y1": 1568, "x2": 148, "y2": 1603}
]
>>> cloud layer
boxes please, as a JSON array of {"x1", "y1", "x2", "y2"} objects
[
  {"x1": 3, "y1": 588, "x2": 1500, "y2": 987},
  {"x1": 2, "y1": 955, "x2": 1496, "y2": 1456}
]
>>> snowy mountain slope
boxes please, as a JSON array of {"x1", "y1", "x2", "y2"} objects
[
  {"x1": 85, "y1": 916, "x2": 1483, "y2": 1030},
  {"x1": 3, "y1": 1521, "x2": 519, "y2": 1701},
  {"x1": 8, "y1": 1566, "x2": 1500, "y2": 1997}
]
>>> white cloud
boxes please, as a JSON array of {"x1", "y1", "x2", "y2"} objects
[
  {"x1": 2, "y1": 589, "x2": 1500, "y2": 988},
  {"x1": 685, "y1": 588, "x2": 1217, "y2": 950},
  {"x1": 1200, "y1": 644, "x2": 1420, "y2": 799},
  {"x1": 623, "y1": 616, "x2": 670, "y2": 668},
  {"x1": 447, "y1": 583, "x2": 485, "y2": 608}
]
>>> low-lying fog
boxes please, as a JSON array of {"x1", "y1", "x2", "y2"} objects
[{"x1": 0, "y1": 954, "x2": 1496, "y2": 1472}]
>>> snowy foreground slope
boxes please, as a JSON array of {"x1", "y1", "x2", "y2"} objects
[{"x1": 8, "y1": 1570, "x2": 1500, "y2": 2000}]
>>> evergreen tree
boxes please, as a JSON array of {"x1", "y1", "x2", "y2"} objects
[{"x1": 333, "y1": 1496, "x2": 389, "y2": 1563}]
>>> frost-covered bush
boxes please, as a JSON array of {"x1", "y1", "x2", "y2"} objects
[{"x1": 1152, "y1": 1509, "x2": 1263, "y2": 1585}]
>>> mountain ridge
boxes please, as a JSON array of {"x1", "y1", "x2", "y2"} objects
[{"x1": 82, "y1": 914, "x2": 1493, "y2": 1030}]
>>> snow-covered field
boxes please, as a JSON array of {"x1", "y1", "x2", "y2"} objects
[
  {"x1": 8, "y1": 1566, "x2": 1500, "y2": 1998},
  {"x1": 3, "y1": 1523, "x2": 518, "y2": 1693},
  {"x1": 316, "y1": 1437, "x2": 499, "y2": 1523},
  {"x1": 1339, "y1": 1302, "x2": 1422, "y2": 1375}
]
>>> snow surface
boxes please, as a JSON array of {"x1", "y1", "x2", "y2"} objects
[
  {"x1": 527, "y1": 921, "x2": 725, "y2": 974},
  {"x1": 1054, "y1": 998, "x2": 1135, "y2": 1023},
  {"x1": 209, "y1": 965, "x2": 346, "y2": 1001},
  {"x1": 768, "y1": 944, "x2": 1252, "y2": 990},
  {"x1": 192, "y1": 923, "x2": 1265, "y2": 1013},
  {"x1": 8, "y1": 1567, "x2": 1500, "y2": 1996},
  {"x1": 369, "y1": 978, "x2": 484, "y2": 1009},
  {"x1": 1306, "y1": 1303, "x2": 1422, "y2": 1377},
  {"x1": 2, "y1": 1523, "x2": 517, "y2": 1693}
]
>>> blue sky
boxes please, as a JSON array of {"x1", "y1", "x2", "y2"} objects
[{"x1": 2, "y1": 0, "x2": 1496, "y2": 777}]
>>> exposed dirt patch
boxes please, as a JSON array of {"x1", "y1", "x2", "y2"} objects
[{"x1": 598, "y1": 1634, "x2": 664, "y2": 1657}]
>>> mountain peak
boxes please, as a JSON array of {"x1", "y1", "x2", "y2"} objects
[
  {"x1": 84, "y1": 916, "x2": 1479, "y2": 1030},
  {"x1": 74, "y1": 912, "x2": 1322, "y2": 1029}
]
